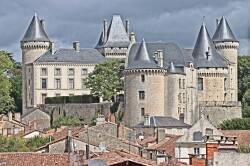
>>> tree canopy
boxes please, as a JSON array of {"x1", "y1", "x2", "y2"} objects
[
  {"x1": 0, "y1": 51, "x2": 15, "y2": 114},
  {"x1": 85, "y1": 60, "x2": 124, "y2": 101},
  {"x1": 53, "y1": 115, "x2": 82, "y2": 128},
  {"x1": 219, "y1": 118, "x2": 250, "y2": 130},
  {"x1": 238, "y1": 56, "x2": 250, "y2": 117}
]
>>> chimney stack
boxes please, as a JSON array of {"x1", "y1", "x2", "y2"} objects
[
  {"x1": 40, "y1": 19, "x2": 45, "y2": 29},
  {"x1": 130, "y1": 32, "x2": 136, "y2": 44},
  {"x1": 157, "y1": 129, "x2": 165, "y2": 143},
  {"x1": 73, "y1": 41, "x2": 80, "y2": 52},
  {"x1": 14, "y1": 112, "x2": 21, "y2": 122},
  {"x1": 155, "y1": 50, "x2": 164, "y2": 67},
  {"x1": 7, "y1": 111, "x2": 12, "y2": 121},
  {"x1": 51, "y1": 42, "x2": 55, "y2": 54},
  {"x1": 103, "y1": 19, "x2": 108, "y2": 43},
  {"x1": 125, "y1": 19, "x2": 129, "y2": 34}
]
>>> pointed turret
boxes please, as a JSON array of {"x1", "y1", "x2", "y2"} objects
[
  {"x1": 213, "y1": 17, "x2": 237, "y2": 42},
  {"x1": 192, "y1": 21, "x2": 227, "y2": 68},
  {"x1": 127, "y1": 39, "x2": 159, "y2": 69},
  {"x1": 22, "y1": 13, "x2": 50, "y2": 42}
]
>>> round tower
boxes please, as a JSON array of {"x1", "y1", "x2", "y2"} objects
[
  {"x1": 124, "y1": 39, "x2": 166, "y2": 127},
  {"x1": 21, "y1": 13, "x2": 51, "y2": 113},
  {"x1": 213, "y1": 17, "x2": 239, "y2": 101}
]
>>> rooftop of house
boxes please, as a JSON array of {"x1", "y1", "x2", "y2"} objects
[
  {"x1": 134, "y1": 116, "x2": 190, "y2": 128},
  {"x1": 220, "y1": 130, "x2": 250, "y2": 146},
  {"x1": 0, "y1": 153, "x2": 69, "y2": 166},
  {"x1": 89, "y1": 149, "x2": 157, "y2": 166},
  {"x1": 35, "y1": 48, "x2": 105, "y2": 64}
]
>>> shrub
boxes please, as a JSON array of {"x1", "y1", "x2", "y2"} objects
[
  {"x1": 53, "y1": 115, "x2": 82, "y2": 128},
  {"x1": 219, "y1": 118, "x2": 250, "y2": 130}
]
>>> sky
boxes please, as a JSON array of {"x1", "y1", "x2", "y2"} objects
[{"x1": 0, "y1": 0, "x2": 249, "y2": 61}]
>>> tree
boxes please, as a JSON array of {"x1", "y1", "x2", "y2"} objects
[
  {"x1": 53, "y1": 116, "x2": 82, "y2": 128},
  {"x1": 219, "y1": 118, "x2": 250, "y2": 130},
  {"x1": 85, "y1": 60, "x2": 124, "y2": 101},
  {"x1": 238, "y1": 56, "x2": 250, "y2": 117},
  {"x1": 26, "y1": 136, "x2": 53, "y2": 151},
  {"x1": 0, "y1": 51, "x2": 15, "y2": 114}
]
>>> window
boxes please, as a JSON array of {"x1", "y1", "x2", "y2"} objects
[
  {"x1": 41, "y1": 93, "x2": 47, "y2": 104},
  {"x1": 41, "y1": 78, "x2": 47, "y2": 89},
  {"x1": 182, "y1": 79, "x2": 185, "y2": 89},
  {"x1": 193, "y1": 131, "x2": 202, "y2": 141},
  {"x1": 205, "y1": 128, "x2": 213, "y2": 135},
  {"x1": 224, "y1": 78, "x2": 227, "y2": 91},
  {"x1": 41, "y1": 68, "x2": 47, "y2": 76},
  {"x1": 82, "y1": 79, "x2": 86, "y2": 89},
  {"x1": 198, "y1": 78, "x2": 203, "y2": 91},
  {"x1": 55, "y1": 68, "x2": 61, "y2": 76},
  {"x1": 68, "y1": 68, "x2": 75, "y2": 76},
  {"x1": 28, "y1": 79, "x2": 30, "y2": 86},
  {"x1": 141, "y1": 108, "x2": 145, "y2": 116},
  {"x1": 183, "y1": 93, "x2": 186, "y2": 103},
  {"x1": 178, "y1": 93, "x2": 182, "y2": 103},
  {"x1": 81, "y1": 68, "x2": 88, "y2": 75},
  {"x1": 179, "y1": 79, "x2": 182, "y2": 89},
  {"x1": 138, "y1": 91, "x2": 145, "y2": 100},
  {"x1": 68, "y1": 78, "x2": 74, "y2": 89},
  {"x1": 7, "y1": 128, "x2": 12, "y2": 136},
  {"x1": 55, "y1": 78, "x2": 61, "y2": 89},
  {"x1": 141, "y1": 74, "x2": 145, "y2": 82},
  {"x1": 55, "y1": 93, "x2": 60, "y2": 97},
  {"x1": 194, "y1": 148, "x2": 200, "y2": 155}
]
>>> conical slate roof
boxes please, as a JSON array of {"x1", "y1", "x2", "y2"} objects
[
  {"x1": 192, "y1": 22, "x2": 227, "y2": 68},
  {"x1": 96, "y1": 15, "x2": 130, "y2": 48},
  {"x1": 22, "y1": 13, "x2": 50, "y2": 42},
  {"x1": 213, "y1": 17, "x2": 237, "y2": 42},
  {"x1": 127, "y1": 39, "x2": 159, "y2": 69}
]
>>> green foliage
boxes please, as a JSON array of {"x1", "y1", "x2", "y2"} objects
[
  {"x1": 238, "y1": 56, "x2": 250, "y2": 117},
  {"x1": 45, "y1": 95, "x2": 99, "y2": 104},
  {"x1": 85, "y1": 60, "x2": 124, "y2": 101},
  {"x1": 26, "y1": 136, "x2": 53, "y2": 151},
  {"x1": 237, "y1": 145, "x2": 250, "y2": 153},
  {"x1": 53, "y1": 116, "x2": 82, "y2": 128},
  {"x1": 110, "y1": 102, "x2": 119, "y2": 113},
  {"x1": 0, "y1": 51, "x2": 15, "y2": 114},
  {"x1": 10, "y1": 62, "x2": 22, "y2": 113},
  {"x1": 0, "y1": 136, "x2": 28, "y2": 152},
  {"x1": 219, "y1": 118, "x2": 250, "y2": 130}
]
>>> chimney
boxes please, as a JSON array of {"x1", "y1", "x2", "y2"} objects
[
  {"x1": 73, "y1": 41, "x2": 80, "y2": 52},
  {"x1": 130, "y1": 32, "x2": 136, "y2": 43},
  {"x1": 155, "y1": 50, "x2": 164, "y2": 67},
  {"x1": 40, "y1": 19, "x2": 45, "y2": 29},
  {"x1": 14, "y1": 112, "x2": 21, "y2": 122},
  {"x1": 7, "y1": 111, "x2": 12, "y2": 121},
  {"x1": 216, "y1": 18, "x2": 220, "y2": 27},
  {"x1": 157, "y1": 129, "x2": 165, "y2": 143},
  {"x1": 67, "y1": 128, "x2": 74, "y2": 153},
  {"x1": 51, "y1": 42, "x2": 55, "y2": 54},
  {"x1": 125, "y1": 19, "x2": 130, "y2": 34},
  {"x1": 144, "y1": 114, "x2": 150, "y2": 126},
  {"x1": 103, "y1": 19, "x2": 108, "y2": 43}
]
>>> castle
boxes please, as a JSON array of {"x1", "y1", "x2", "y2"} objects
[{"x1": 21, "y1": 13, "x2": 241, "y2": 126}]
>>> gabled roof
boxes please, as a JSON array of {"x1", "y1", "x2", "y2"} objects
[
  {"x1": 213, "y1": 17, "x2": 238, "y2": 42},
  {"x1": 35, "y1": 48, "x2": 105, "y2": 64},
  {"x1": 127, "y1": 39, "x2": 160, "y2": 69},
  {"x1": 134, "y1": 116, "x2": 190, "y2": 128},
  {"x1": 21, "y1": 13, "x2": 50, "y2": 42},
  {"x1": 96, "y1": 15, "x2": 130, "y2": 48},
  {"x1": 192, "y1": 22, "x2": 227, "y2": 68}
]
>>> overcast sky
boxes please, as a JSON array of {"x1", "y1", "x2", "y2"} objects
[{"x1": 0, "y1": 0, "x2": 249, "y2": 61}]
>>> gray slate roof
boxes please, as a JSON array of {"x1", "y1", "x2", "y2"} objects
[
  {"x1": 192, "y1": 22, "x2": 228, "y2": 68},
  {"x1": 127, "y1": 41, "x2": 187, "y2": 73},
  {"x1": 213, "y1": 17, "x2": 238, "y2": 42},
  {"x1": 22, "y1": 13, "x2": 50, "y2": 42},
  {"x1": 135, "y1": 116, "x2": 190, "y2": 128},
  {"x1": 35, "y1": 48, "x2": 105, "y2": 64},
  {"x1": 96, "y1": 15, "x2": 130, "y2": 48}
]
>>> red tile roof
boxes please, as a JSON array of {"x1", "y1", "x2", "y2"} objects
[
  {"x1": 0, "y1": 153, "x2": 69, "y2": 166},
  {"x1": 220, "y1": 130, "x2": 250, "y2": 145},
  {"x1": 90, "y1": 150, "x2": 157, "y2": 166}
]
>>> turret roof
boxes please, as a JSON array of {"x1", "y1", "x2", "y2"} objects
[
  {"x1": 192, "y1": 21, "x2": 227, "y2": 68},
  {"x1": 96, "y1": 15, "x2": 130, "y2": 48},
  {"x1": 213, "y1": 17, "x2": 238, "y2": 42},
  {"x1": 21, "y1": 13, "x2": 50, "y2": 42}
]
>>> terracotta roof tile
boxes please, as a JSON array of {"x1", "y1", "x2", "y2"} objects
[
  {"x1": 0, "y1": 153, "x2": 69, "y2": 166},
  {"x1": 220, "y1": 130, "x2": 250, "y2": 145}
]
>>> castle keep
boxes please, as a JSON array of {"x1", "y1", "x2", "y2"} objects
[{"x1": 21, "y1": 13, "x2": 241, "y2": 126}]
